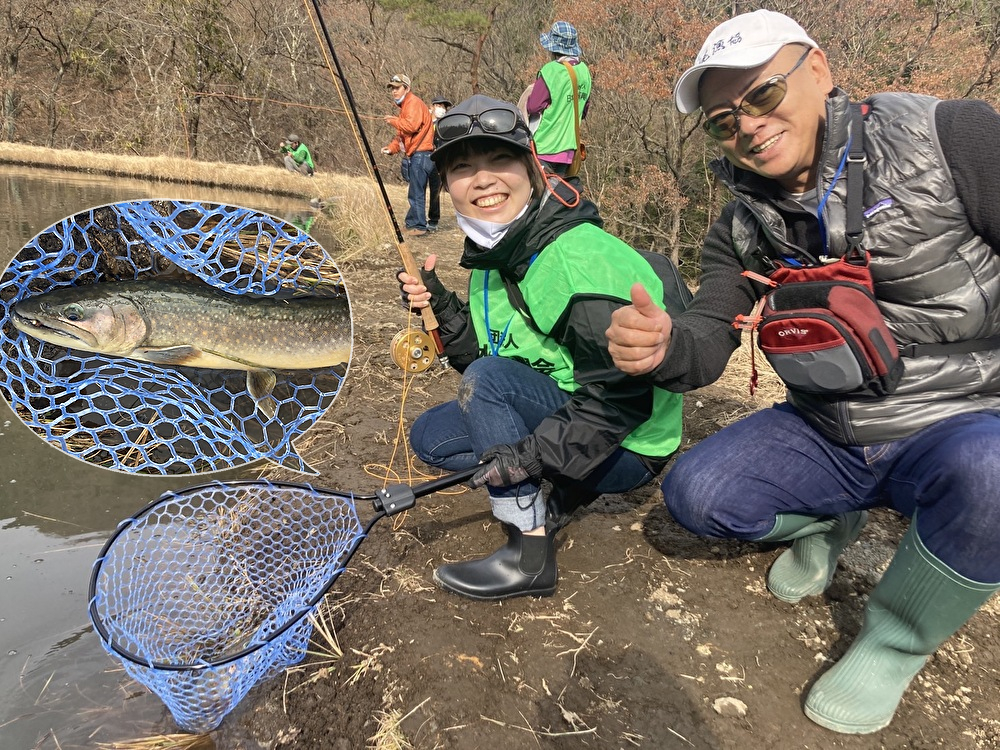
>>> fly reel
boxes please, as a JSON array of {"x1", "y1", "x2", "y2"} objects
[{"x1": 389, "y1": 329, "x2": 435, "y2": 372}]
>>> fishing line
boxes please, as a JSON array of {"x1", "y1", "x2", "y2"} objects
[
  {"x1": 301, "y1": 0, "x2": 451, "y2": 490},
  {"x1": 302, "y1": 0, "x2": 446, "y2": 354},
  {"x1": 191, "y1": 90, "x2": 387, "y2": 121}
]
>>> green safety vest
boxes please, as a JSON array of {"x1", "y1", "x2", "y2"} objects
[
  {"x1": 532, "y1": 60, "x2": 592, "y2": 157},
  {"x1": 467, "y1": 223, "x2": 682, "y2": 459}
]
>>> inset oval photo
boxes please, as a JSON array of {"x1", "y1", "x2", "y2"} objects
[{"x1": 0, "y1": 200, "x2": 352, "y2": 475}]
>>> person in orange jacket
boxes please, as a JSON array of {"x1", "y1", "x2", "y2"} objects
[{"x1": 382, "y1": 74, "x2": 435, "y2": 237}]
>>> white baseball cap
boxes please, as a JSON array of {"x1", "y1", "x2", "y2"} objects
[{"x1": 674, "y1": 10, "x2": 817, "y2": 114}]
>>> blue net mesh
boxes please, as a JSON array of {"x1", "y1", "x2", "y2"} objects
[
  {"x1": 0, "y1": 200, "x2": 351, "y2": 474},
  {"x1": 88, "y1": 480, "x2": 367, "y2": 733}
]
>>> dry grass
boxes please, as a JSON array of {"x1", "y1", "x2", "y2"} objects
[
  {"x1": 368, "y1": 698, "x2": 432, "y2": 750},
  {"x1": 347, "y1": 643, "x2": 395, "y2": 686},
  {"x1": 0, "y1": 142, "x2": 344, "y2": 198},
  {"x1": 281, "y1": 597, "x2": 347, "y2": 710},
  {"x1": 369, "y1": 707, "x2": 414, "y2": 750},
  {"x1": 306, "y1": 599, "x2": 344, "y2": 665},
  {"x1": 94, "y1": 733, "x2": 213, "y2": 749},
  {"x1": 0, "y1": 142, "x2": 407, "y2": 260}
]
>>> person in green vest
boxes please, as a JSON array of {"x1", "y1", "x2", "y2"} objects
[
  {"x1": 279, "y1": 134, "x2": 314, "y2": 176},
  {"x1": 526, "y1": 21, "x2": 592, "y2": 175},
  {"x1": 397, "y1": 95, "x2": 685, "y2": 601}
]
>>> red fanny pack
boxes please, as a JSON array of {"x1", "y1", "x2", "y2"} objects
[{"x1": 736, "y1": 250, "x2": 903, "y2": 396}]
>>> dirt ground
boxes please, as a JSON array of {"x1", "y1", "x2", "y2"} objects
[{"x1": 222, "y1": 212, "x2": 1000, "y2": 750}]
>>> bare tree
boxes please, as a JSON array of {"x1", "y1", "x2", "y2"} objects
[
  {"x1": 0, "y1": 0, "x2": 58, "y2": 141},
  {"x1": 32, "y1": 3, "x2": 104, "y2": 146}
]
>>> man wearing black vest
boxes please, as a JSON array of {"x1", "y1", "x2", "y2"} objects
[{"x1": 606, "y1": 9, "x2": 1000, "y2": 736}]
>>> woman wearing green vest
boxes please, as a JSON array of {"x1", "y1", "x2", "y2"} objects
[
  {"x1": 526, "y1": 21, "x2": 591, "y2": 175},
  {"x1": 398, "y1": 95, "x2": 683, "y2": 601}
]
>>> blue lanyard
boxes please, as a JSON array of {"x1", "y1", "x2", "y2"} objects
[
  {"x1": 816, "y1": 135, "x2": 851, "y2": 258},
  {"x1": 483, "y1": 270, "x2": 515, "y2": 356}
]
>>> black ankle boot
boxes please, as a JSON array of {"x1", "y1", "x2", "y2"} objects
[{"x1": 433, "y1": 524, "x2": 557, "y2": 600}]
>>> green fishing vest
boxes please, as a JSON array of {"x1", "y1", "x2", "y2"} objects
[
  {"x1": 467, "y1": 223, "x2": 682, "y2": 459},
  {"x1": 533, "y1": 60, "x2": 592, "y2": 157}
]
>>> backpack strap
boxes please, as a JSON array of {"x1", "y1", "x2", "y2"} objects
[
  {"x1": 560, "y1": 62, "x2": 582, "y2": 149},
  {"x1": 845, "y1": 103, "x2": 866, "y2": 257},
  {"x1": 844, "y1": 102, "x2": 1000, "y2": 358},
  {"x1": 899, "y1": 335, "x2": 1000, "y2": 358},
  {"x1": 561, "y1": 61, "x2": 583, "y2": 178}
]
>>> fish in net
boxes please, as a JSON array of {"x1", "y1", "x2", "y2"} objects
[{"x1": 87, "y1": 468, "x2": 476, "y2": 732}]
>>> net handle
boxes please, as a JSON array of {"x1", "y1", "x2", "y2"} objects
[
  {"x1": 401, "y1": 465, "x2": 479, "y2": 498},
  {"x1": 87, "y1": 466, "x2": 481, "y2": 671}
]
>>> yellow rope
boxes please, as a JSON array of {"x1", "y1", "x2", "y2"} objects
[{"x1": 191, "y1": 90, "x2": 384, "y2": 121}]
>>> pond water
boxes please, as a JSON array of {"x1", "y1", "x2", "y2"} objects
[{"x1": 0, "y1": 167, "x2": 343, "y2": 748}]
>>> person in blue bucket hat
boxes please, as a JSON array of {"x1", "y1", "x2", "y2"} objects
[
  {"x1": 525, "y1": 21, "x2": 592, "y2": 176},
  {"x1": 540, "y1": 20, "x2": 580, "y2": 57}
]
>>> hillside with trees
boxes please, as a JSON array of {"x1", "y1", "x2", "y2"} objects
[{"x1": 9, "y1": 0, "x2": 1000, "y2": 267}]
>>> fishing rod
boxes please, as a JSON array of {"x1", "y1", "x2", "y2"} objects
[{"x1": 306, "y1": 0, "x2": 446, "y2": 372}]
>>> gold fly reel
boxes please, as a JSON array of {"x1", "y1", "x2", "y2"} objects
[{"x1": 389, "y1": 329, "x2": 435, "y2": 372}]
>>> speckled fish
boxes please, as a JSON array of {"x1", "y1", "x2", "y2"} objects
[{"x1": 11, "y1": 279, "x2": 352, "y2": 418}]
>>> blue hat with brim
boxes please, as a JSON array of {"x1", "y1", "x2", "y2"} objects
[{"x1": 540, "y1": 21, "x2": 581, "y2": 57}]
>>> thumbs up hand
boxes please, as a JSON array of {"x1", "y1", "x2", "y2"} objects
[{"x1": 605, "y1": 283, "x2": 673, "y2": 375}]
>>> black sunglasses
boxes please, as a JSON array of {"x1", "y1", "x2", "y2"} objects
[
  {"x1": 435, "y1": 108, "x2": 523, "y2": 143},
  {"x1": 702, "y1": 47, "x2": 812, "y2": 141}
]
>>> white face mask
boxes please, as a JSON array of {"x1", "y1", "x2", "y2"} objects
[
  {"x1": 455, "y1": 200, "x2": 532, "y2": 249},
  {"x1": 432, "y1": 106, "x2": 447, "y2": 119}
]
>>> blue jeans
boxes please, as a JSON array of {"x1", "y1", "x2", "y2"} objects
[
  {"x1": 405, "y1": 151, "x2": 433, "y2": 231},
  {"x1": 410, "y1": 357, "x2": 656, "y2": 529},
  {"x1": 661, "y1": 402, "x2": 1000, "y2": 583}
]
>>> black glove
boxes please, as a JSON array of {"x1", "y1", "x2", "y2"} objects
[
  {"x1": 396, "y1": 264, "x2": 449, "y2": 311},
  {"x1": 396, "y1": 266, "x2": 413, "y2": 310},
  {"x1": 469, "y1": 438, "x2": 544, "y2": 489}
]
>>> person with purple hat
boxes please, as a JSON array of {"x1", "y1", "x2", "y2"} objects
[
  {"x1": 606, "y1": 7, "x2": 1000, "y2": 737},
  {"x1": 525, "y1": 21, "x2": 592, "y2": 176}
]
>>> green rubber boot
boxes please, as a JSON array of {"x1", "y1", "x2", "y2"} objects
[
  {"x1": 804, "y1": 523, "x2": 1000, "y2": 734},
  {"x1": 759, "y1": 511, "x2": 868, "y2": 603}
]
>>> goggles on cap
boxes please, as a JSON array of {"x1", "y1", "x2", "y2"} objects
[
  {"x1": 435, "y1": 108, "x2": 525, "y2": 144},
  {"x1": 387, "y1": 76, "x2": 407, "y2": 89},
  {"x1": 702, "y1": 47, "x2": 811, "y2": 141}
]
